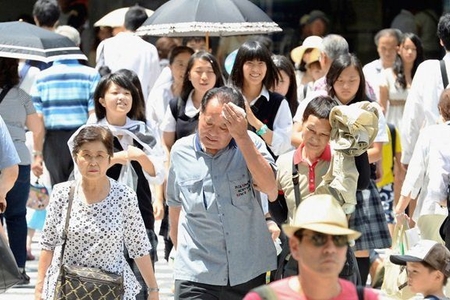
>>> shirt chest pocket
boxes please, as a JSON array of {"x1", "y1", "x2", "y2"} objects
[
  {"x1": 179, "y1": 178, "x2": 207, "y2": 212},
  {"x1": 227, "y1": 172, "x2": 254, "y2": 207}
]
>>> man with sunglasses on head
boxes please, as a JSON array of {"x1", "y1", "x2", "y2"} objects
[{"x1": 244, "y1": 194, "x2": 380, "y2": 300}]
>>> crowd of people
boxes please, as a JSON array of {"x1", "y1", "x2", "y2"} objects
[{"x1": 3, "y1": 0, "x2": 450, "y2": 299}]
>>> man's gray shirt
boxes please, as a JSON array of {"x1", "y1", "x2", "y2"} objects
[{"x1": 167, "y1": 131, "x2": 277, "y2": 286}]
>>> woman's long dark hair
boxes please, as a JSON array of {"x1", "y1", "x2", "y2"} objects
[
  {"x1": 180, "y1": 51, "x2": 224, "y2": 101},
  {"x1": 0, "y1": 58, "x2": 19, "y2": 87},
  {"x1": 326, "y1": 53, "x2": 366, "y2": 104},
  {"x1": 272, "y1": 54, "x2": 298, "y2": 116},
  {"x1": 394, "y1": 33, "x2": 424, "y2": 89}
]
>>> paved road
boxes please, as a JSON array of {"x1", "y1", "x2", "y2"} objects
[{"x1": 0, "y1": 221, "x2": 175, "y2": 300}]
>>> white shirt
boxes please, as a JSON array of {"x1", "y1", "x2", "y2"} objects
[
  {"x1": 401, "y1": 123, "x2": 450, "y2": 221},
  {"x1": 401, "y1": 53, "x2": 450, "y2": 164},
  {"x1": 147, "y1": 80, "x2": 174, "y2": 129},
  {"x1": 18, "y1": 61, "x2": 40, "y2": 95},
  {"x1": 160, "y1": 90, "x2": 199, "y2": 133},
  {"x1": 96, "y1": 32, "x2": 161, "y2": 102},
  {"x1": 363, "y1": 59, "x2": 384, "y2": 102}
]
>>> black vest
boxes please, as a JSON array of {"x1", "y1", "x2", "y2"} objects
[
  {"x1": 249, "y1": 91, "x2": 285, "y2": 159},
  {"x1": 169, "y1": 97, "x2": 199, "y2": 140},
  {"x1": 107, "y1": 137, "x2": 154, "y2": 230}
]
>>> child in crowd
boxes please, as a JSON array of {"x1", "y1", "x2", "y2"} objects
[{"x1": 390, "y1": 240, "x2": 450, "y2": 299}]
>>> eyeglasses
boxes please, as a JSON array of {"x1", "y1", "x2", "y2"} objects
[{"x1": 294, "y1": 230, "x2": 349, "y2": 247}]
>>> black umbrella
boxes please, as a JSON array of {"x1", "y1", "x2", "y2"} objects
[
  {"x1": 136, "y1": 0, "x2": 282, "y2": 39},
  {"x1": 0, "y1": 21, "x2": 87, "y2": 63}
]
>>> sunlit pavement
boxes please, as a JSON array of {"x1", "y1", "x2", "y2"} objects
[{"x1": 0, "y1": 220, "x2": 175, "y2": 300}]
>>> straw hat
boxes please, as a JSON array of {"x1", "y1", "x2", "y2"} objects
[
  {"x1": 290, "y1": 35, "x2": 323, "y2": 65},
  {"x1": 306, "y1": 48, "x2": 321, "y2": 68},
  {"x1": 282, "y1": 194, "x2": 361, "y2": 241}
]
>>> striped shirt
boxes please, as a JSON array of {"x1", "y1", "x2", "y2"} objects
[{"x1": 31, "y1": 60, "x2": 100, "y2": 130}]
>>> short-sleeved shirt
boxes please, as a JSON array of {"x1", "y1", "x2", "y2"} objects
[
  {"x1": 31, "y1": 60, "x2": 100, "y2": 130},
  {"x1": 40, "y1": 179, "x2": 151, "y2": 299},
  {"x1": 0, "y1": 116, "x2": 20, "y2": 169},
  {"x1": 167, "y1": 131, "x2": 277, "y2": 286},
  {"x1": 276, "y1": 145, "x2": 331, "y2": 224},
  {"x1": 0, "y1": 87, "x2": 35, "y2": 164}
]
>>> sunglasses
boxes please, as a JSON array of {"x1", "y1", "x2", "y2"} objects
[{"x1": 294, "y1": 230, "x2": 349, "y2": 248}]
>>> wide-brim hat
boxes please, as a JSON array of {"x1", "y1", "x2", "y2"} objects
[
  {"x1": 282, "y1": 194, "x2": 361, "y2": 241},
  {"x1": 306, "y1": 48, "x2": 321, "y2": 68},
  {"x1": 390, "y1": 239, "x2": 450, "y2": 277},
  {"x1": 290, "y1": 35, "x2": 323, "y2": 65}
]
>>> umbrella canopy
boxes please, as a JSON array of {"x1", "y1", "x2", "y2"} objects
[
  {"x1": 94, "y1": 7, "x2": 154, "y2": 28},
  {"x1": 136, "y1": 0, "x2": 282, "y2": 37},
  {"x1": 0, "y1": 21, "x2": 87, "y2": 63}
]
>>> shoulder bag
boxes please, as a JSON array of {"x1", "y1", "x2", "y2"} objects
[{"x1": 53, "y1": 183, "x2": 124, "y2": 300}]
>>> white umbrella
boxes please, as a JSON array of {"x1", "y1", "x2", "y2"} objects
[
  {"x1": 136, "y1": 0, "x2": 282, "y2": 37},
  {"x1": 94, "y1": 7, "x2": 154, "y2": 28}
]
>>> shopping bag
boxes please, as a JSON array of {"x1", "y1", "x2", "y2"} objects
[
  {"x1": 27, "y1": 178, "x2": 49, "y2": 210},
  {"x1": 0, "y1": 233, "x2": 22, "y2": 293},
  {"x1": 117, "y1": 163, "x2": 138, "y2": 191},
  {"x1": 381, "y1": 220, "x2": 417, "y2": 299}
]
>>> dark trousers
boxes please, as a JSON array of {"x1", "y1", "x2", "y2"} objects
[
  {"x1": 44, "y1": 129, "x2": 77, "y2": 186},
  {"x1": 1, "y1": 165, "x2": 30, "y2": 268},
  {"x1": 175, "y1": 273, "x2": 266, "y2": 300}
]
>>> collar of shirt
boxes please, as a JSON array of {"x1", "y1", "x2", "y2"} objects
[
  {"x1": 294, "y1": 143, "x2": 331, "y2": 192},
  {"x1": 243, "y1": 85, "x2": 269, "y2": 105},
  {"x1": 194, "y1": 132, "x2": 237, "y2": 155},
  {"x1": 293, "y1": 143, "x2": 331, "y2": 165}
]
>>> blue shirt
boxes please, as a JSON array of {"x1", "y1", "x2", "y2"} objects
[
  {"x1": 31, "y1": 60, "x2": 100, "y2": 130},
  {"x1": 0, "y1": 116, "x2": 20, "y2": 169},
  {"x1": 167, "y1": 131, "x2": 277, "y2": 286}
]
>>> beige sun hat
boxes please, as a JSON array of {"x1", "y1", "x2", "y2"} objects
[
  {"x1": 306, "y1": 48, "x2": 321, "y2": 68},
  {"x1": 282, "y1": 194, "x2": 361, "y2": 241},
  {"x1": 290, "y1": 35, "x2": 323, "y2": 65}
]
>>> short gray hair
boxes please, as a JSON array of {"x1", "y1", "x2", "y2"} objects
[
  {"x1": 55, "y1": 25, "x2": 80, "y2": 47},
  {"x1": 320, "y1": 34, "x2": 349, "y2": 61}
]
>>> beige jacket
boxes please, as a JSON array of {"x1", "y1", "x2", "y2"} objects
[{"x1": 315, "y1": 101, "x2": 379, "y2": 214}]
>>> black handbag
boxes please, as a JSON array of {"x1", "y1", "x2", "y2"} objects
[
  {"x1": 0, "y1": 233, "x2": 22, "y2": 293},
  {"x1": 54, "y1": 184, "x2": 124, "y2": 300}
]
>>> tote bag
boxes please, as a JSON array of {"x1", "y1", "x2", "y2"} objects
[{"x1": 381, "y1": 220, "x2": 417, "y2": 299}]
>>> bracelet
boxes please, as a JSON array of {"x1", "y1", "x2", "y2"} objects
[
  {"x1": 147, "y1": 287, "x2": 159, "y2": 293},
  {"x1": 265, "y1": 217, "x2": 274, "y2": 222},
  {"x1": 256, "y1": 124, "x2": 268, "y2": 136},
  {"x1": 33, "y1": 150, "x2": 43, "y2": 157}
]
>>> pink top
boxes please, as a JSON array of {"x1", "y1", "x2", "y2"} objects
[{"x1": 243, "y1": 277, "x2": 379, "y2": 300}]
